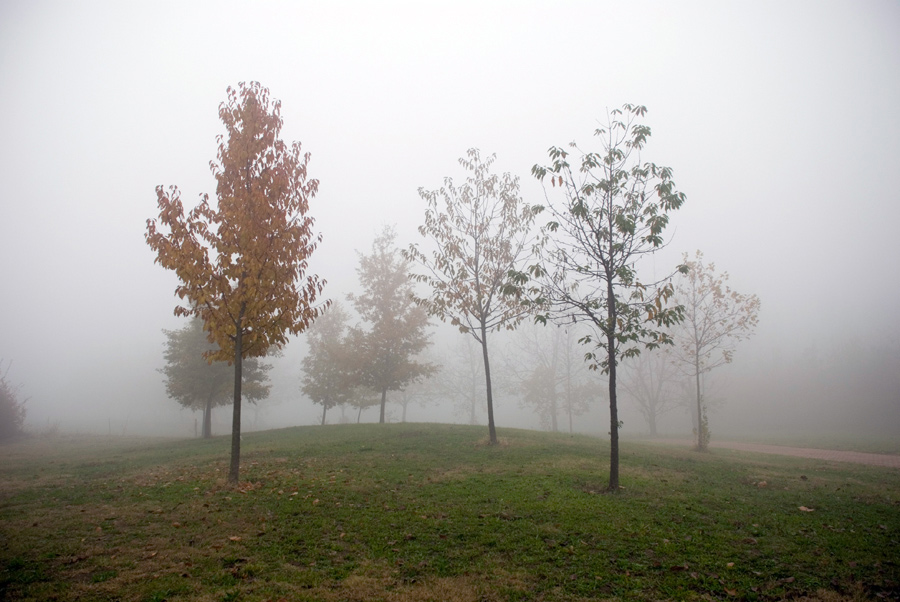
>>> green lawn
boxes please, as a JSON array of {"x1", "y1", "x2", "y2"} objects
[{"x1": 1, "y1": 424, "x2": 897, "y2": 601}]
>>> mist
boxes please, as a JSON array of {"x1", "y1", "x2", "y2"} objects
[{"x1": 1, "y1": 1, "x2": 898, "y2": 442}]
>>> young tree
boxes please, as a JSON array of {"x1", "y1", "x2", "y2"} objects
[
  {"x1": 435, "y1": 335, "x2": 487, "y2": 425},
  {"x1": 671, "y1": 251, "x2": 761, "y2": 450},
  {"x1": 145, "y1": 82, "x2": 326, "y2": 483},
  {"x1": 393, "y1": 376, "x2": 437, "y2": 423},
  {"x1": 527, "y1": 104, "x2": 687, "y2": 490},
  {"x1": 161, "y1": 317, "x2": 270, "y2": 437},
  {"x1": 506, "y1": 324, "x2": 593, "y2": 433},
  {"x1": 350, "y1": 226, "x2": 436, "y2": 423},
  {"x1": 619, "y1": 348, "x2": 680, "y2": 437},
  {"x1": 346, "y1": 386, "x2": 382, "y2": 423},
  {"x1": 0, "y1": 360, "x2": 27, "y2": 441},
  {"x1": 300, "y1": 302, "x2": 355, "y2": 425},
  {"x1": 405, "y1": 149, "x2": 537, "y2": 444}
]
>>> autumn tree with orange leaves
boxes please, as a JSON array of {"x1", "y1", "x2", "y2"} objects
[
  {"x1": 350, "y1": 226, "x2": 436, "y2": 424},
  {"x1": 146, "y1": 82, "x2": 326, "y2": 484}
]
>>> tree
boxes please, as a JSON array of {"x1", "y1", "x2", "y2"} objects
[
  {"x1": 161, "y1": 317, "x2": 270, "y2": 437},
  {"x1": 505, "y1": 324, "x2": 593, "y2": 433},
  {"x1": 346, "y1": 386, "x2": 382, "y2": 423},
  {"x1": 620, "y1": 348, "x2": 680, "y2": 437},
  {"x1": 350, "y1": 226, "x2": 435, "y2": 423},
  {"x1": 0, "y1": 360, "x2": 27, "y2": 441},
  {"x1": 300, "y1": 302, "x2": 356, "y2": 425},
  {"x1": 145, "y1": 82, "x2": 326, "y2": 483},
  {"x1": 406, "y1": 149, "x2": 537, "y2": 444},
  {"x1": 527, "y1": 104, "x2": 686, "y2": 490},
  {"x1": 671, "y1": 251, "x2": 760, "y2": 450},
  {"x1": 434, "y1": 335, "x2": 487, "y2": 425}
]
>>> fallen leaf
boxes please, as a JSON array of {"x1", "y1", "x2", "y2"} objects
[
  {"x1": 726, "y1": 562, "x2": 735, "y2": 568},
  {"x1": 757, "y1": 481, "x2": 767, "y2": 488},
  {"x1": 229, "y1": 536, "x2": 242, "y2": 542},
  {"x1": 798, "y1": 506, "x2": 814, "y2": 512}
]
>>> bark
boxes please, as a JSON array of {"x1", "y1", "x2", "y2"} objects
[
  {"x1": 694, "y1": 355, "x2": 704, "y2": 451},
  {"x1": 321, "y1": 401, "x2": 327, "y2": 426},
  {"x1": 228, "y1": 322, "x2": 243, "y2": 485},
  {"x1": 566, "y1": 349, "x2": 574, "y2": 434},
  {"x1": 480, "y1": 325, "x2": 497, "y2": 445},
  {"x1": 203, "y1": 396, "x2": 213, "y2": 438},
  {"x1": 606, "y1": 279, "x2": 619, "y2": 491},
  {"x1": 550, "y1": 337, "x2": 559, "y2": 432},
  {"x1": 379, "y1": 388, "x2": 387, "y2": 423}
]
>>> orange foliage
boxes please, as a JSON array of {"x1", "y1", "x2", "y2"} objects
[{"x1": 145, "y1": 82, "x2": 327, "y2": 363}]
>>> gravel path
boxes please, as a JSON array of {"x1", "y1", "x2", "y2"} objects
[{"x1": 644, "y1": 438, "x2": 900, "y2": 468}]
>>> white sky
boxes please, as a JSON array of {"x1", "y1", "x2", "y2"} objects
[{"x1": 1, "y1": 0, "x2": 898, "y2": 435}]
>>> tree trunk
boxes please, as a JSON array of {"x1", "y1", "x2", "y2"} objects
[
  {"x1": 379, "y1": 388, "x2": 387, "y2": 423},
  {"x1": 401, "y1": 400, "x2": 407, "y2": 423},
  {"x1": 566, "y1": 346, "x2": 574, "y2": 434},
  {"x1": 480, "y1": 326, "x2": 497, "y2": 445},
  {"x1": 694, "y1": 357, "x2": 704, "y2": 451},
  {"x1": 203, "y1": 395, "x2": 213, "y2": 438},
  {"x1": 606, "y1": 281, "x2": 619, "y2": 491},
  {"x1": 357, "y1": 403, "x2": 363, "y2": 423},
  {"x1": 321, "y1": 401, "x2": 327, "y2": 426},
  {"x1": 550, "y1": 397, "x2": 558, "y2": 432},
  {"x1": 228, "y1": 323, "x2": 243, "y2": 485},
  {"x1": 469, "y1": 376, "x2": 478, "y2": 425},
  {"x1": 648, "y1": 409, "x2": 657, "y2": 437}
]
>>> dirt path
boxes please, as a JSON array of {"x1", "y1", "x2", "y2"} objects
[{"x1": 644, "y1": 438, "x2": 900, "y2": 468}]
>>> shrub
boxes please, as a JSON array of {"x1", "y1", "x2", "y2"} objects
[{"x1": 0, "y1": 361, "x2": 27, "y2": 441}]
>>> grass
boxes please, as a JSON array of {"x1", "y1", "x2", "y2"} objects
[{"x1": 0, "y1": 423, "x2": 898, "y2": 601}]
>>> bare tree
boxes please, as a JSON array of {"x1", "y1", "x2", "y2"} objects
[
  {"x1": 406, "y1": 149, "x2": 537, "y2": 444},
  {"x1": 620, "y1": 348, "x2": 680, "y2": 437},
  {"x1": 505, "y1": 324, "x2": 593, "y2": 433},
  {"x1": 433, "y1": 335, "x2": 487, "y2": 425},
  {"x1": 671, "y1": 251, "x2": 760, "y2": 450}
]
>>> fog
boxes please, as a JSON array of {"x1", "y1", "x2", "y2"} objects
[{"x1": 1, "y1": 1, "x2": 898, "y2": 441}]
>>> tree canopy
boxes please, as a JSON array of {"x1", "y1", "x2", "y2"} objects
[
  {"x1": 146, "y1": 81, "x2": 326, "y2": 483},
  {"x1": 161, "y1": 317, "x2": 270, "y2": 438}
]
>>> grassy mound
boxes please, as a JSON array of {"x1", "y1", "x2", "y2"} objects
[{"x1": 1, "y1": 423, "x2": 897, "y2": 601}]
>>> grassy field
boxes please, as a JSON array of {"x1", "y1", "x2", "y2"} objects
[{"x1": 1, "y1": 424, "x2": 898, "y2": 601}]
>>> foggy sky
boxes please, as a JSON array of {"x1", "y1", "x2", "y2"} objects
[{"x1": 1, "y1": 0, "x2": 898, "y2": 437}]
